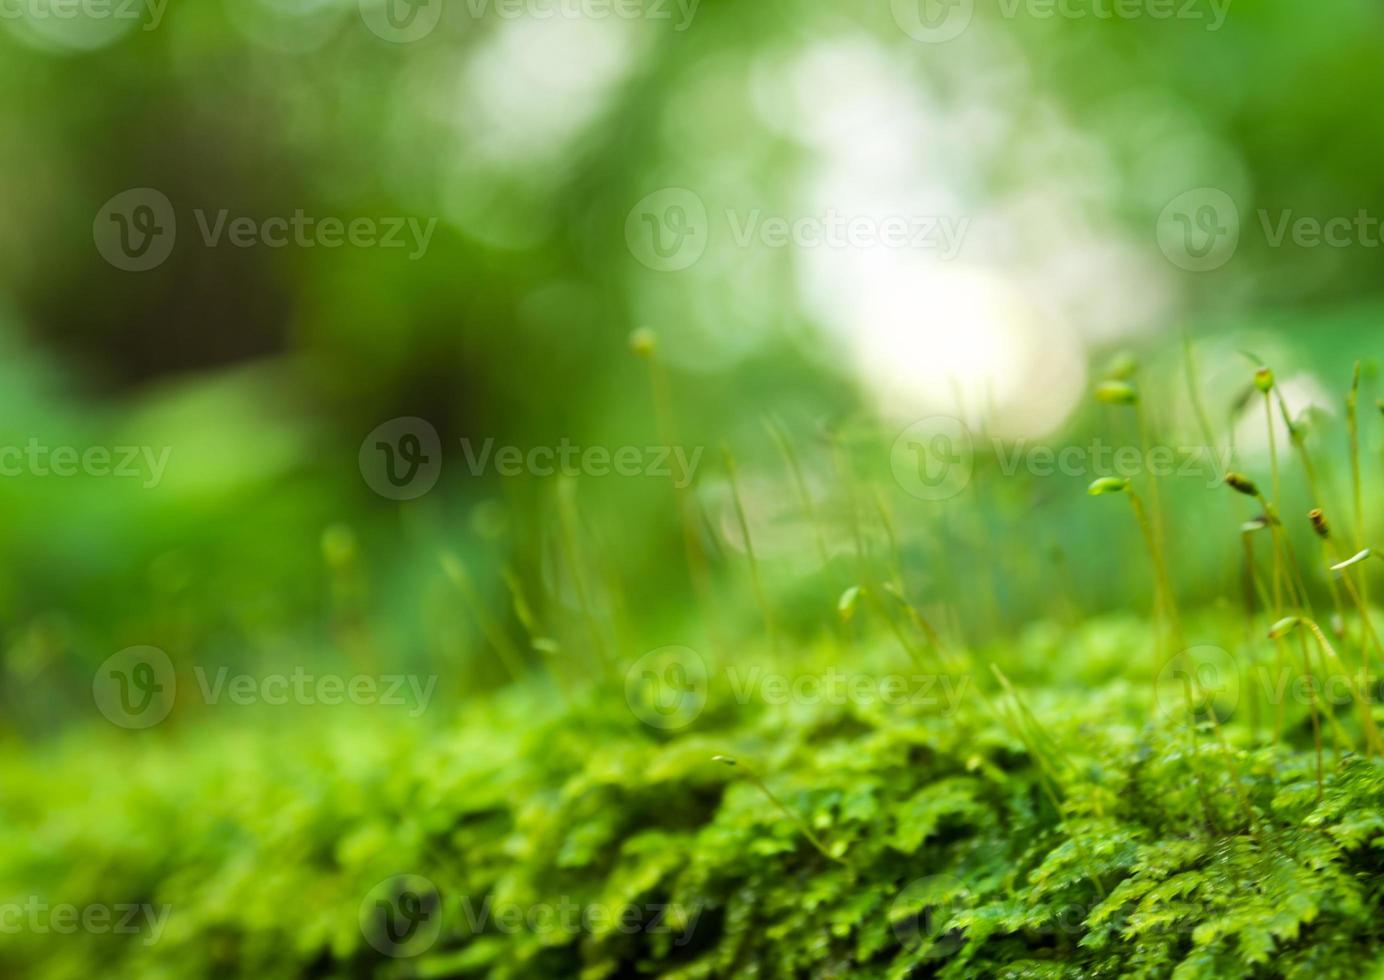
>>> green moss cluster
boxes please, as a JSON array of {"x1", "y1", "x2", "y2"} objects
[{"x1": 5, "y1": 615, "x2": 1384, "y2": 979}]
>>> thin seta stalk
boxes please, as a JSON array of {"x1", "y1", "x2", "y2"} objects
[
  {"x1": 1090, "y1": 476, "x2": 1247, "y2": 831},
  {"x1": 1348, "y1": 363, "x2": 1365, "y2": 560},
  {"x1": 1088, "y1": 477, "x2": 1183, "y2": 656},
  {"x1": 1183, "y1": 334, "x2": 1225, "y2": 482},
  {"x1": 1310, "y1": 511, "x2": 1384, "y2": 749},
  {"x1": 1253, "y1": 369, "x2": 1292, "y2": 642},
  {"x1": 1332, "y1": 546, "x2": 1384, "y2": 669},
  {"x1": 1269, "y1": 380, "x2": 1350, "y2": 634},
  {"x1": 500, "y1": 566, "x2": 573, "y2": 703},
  {"x1": 1346, "y1": 364, "x2": 1372, "y2": 637},
  {"x1": 1265, "y1": 615, "x2": 1383, "y2": 800},
  {"x1": 830, "y1": 430, "x2": 930, "y2": 668},
  {"x1": 763, "y1": 415, "x2": 830, "y2": 568},
  {"x1": 1095, "y1": 374, "x2": 1177, "y2": 663},
  {"x1": 555, "y1": 480, "x2": 612, "y2": 671},
  {"x1": 722, "y1": 445, "x2": 776, "y2": 650},
  {"x1": 1241, "y1": 522, "x2": 1266, "y2": 743},
  {"x1": 989, "y1": 666, "x2": 1107, "y2": 895},
  {"x1": 712, "y1": 756, "x2": 848, "y2": 866},
  {"x1": 1224, "y1": 471, "x2": 1309, "y2": 746},
  {"x1": 441, "y1": 551, "x2": 526, "y2": 683},
  {"x1": 631, "y1": 328, "x2": 717, "y2": 643},
  {"x1": 871, "y1": 488, "x2": 957, "y2": 669},
  {"x1": 1249, "y1": 375, "x2": 1317, "y2": 625}
]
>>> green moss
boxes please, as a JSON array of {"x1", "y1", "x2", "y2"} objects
[{"x1": 5, "y1": 615, "x2": 1384, "y2": 979}]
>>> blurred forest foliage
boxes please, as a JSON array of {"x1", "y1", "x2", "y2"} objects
[{"x1": 3, "y1": 0, "x2": 1384, "y2": 731}]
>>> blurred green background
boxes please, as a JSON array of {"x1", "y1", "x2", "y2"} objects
[{"x1": 3, "y1": 0, "x2": 1384, "y2": 738}]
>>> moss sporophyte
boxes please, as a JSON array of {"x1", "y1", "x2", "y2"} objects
[{"x1": 18, "y1": 341, "x2": 1384, "y2": 979}]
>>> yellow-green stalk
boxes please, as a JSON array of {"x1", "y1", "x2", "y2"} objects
[
  {"x1": 1226, "y1": 471, "x2": 1318, "y2": 741},
  {"x1": 1183, "y1": 335, "x2": 1225, "y2": 481},
  {"x1": 989, "y1": 665, "x2": 1108, "y2": 893},
  {"x1": 1253, "y1": 370, "x2": 1291, "y2": 626},
  {"x1": 555, "y1": 480, "x2": 610, "y2": 670},
  {"x1": 1096, "y1": 375, "x2": 1174, "y2": 646},
  {"x1": 322, "y1": 524, "x2": 376, "y2": 674},
  {"x1": 713, "y1": 756, "x2": 847, "y2": 865},
  {"x1": 441, "y1": 551, "x2": 525, "y2": 683},
  {"x1": 1089, "y1": 477, "x2": 1184, "y2": 653},
  {"x1": 631, "y1": 328, "x2": 716, "y2": 633},
  {"x1": 1347, "y1": 363, "x2": 1370, "y2": 627},
  {"x1": 722, "y1": 446, "x2": 775, "y2": 649},
  {"x1": 763, "y1": 415, "x2": 829, "y2": 567},
  {"x1": 1090, "y1": 475, "x2": 1253, "y2": 828}
]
